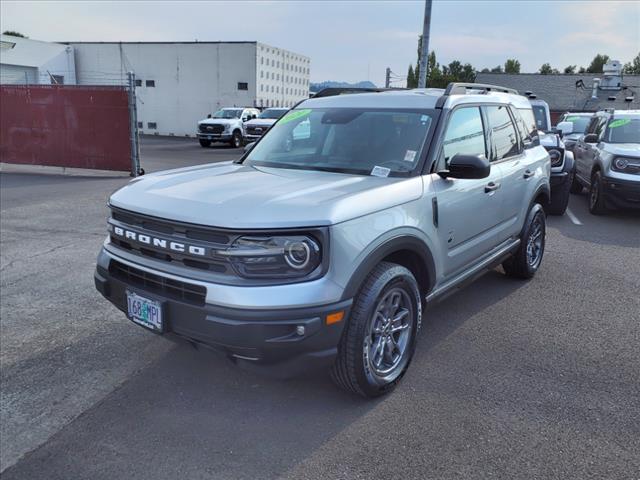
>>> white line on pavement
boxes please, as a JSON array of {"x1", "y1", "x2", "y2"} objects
[{"x1": 566, "y1": 208, "x2": 583, "y2": 226}]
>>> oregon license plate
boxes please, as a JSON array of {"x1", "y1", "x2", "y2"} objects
[
  {"x1": 126, "y1": 291, "x2": 163, "y2": 332},
  {"x1": 207, "y1": 135, "x2": 213, "y2": 140}
]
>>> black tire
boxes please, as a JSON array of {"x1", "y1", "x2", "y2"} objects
[
  {"x1": 502, "y1": 203, "x2": 546, "y2": 279},
  {"x1": 547, "y1": 172, "x2": 572, "y2": 215},
  {"x1": 331, "y1": 262, "x2": 422, "y2": 398},
  {"x1": 588, "y1": 171, "x2": 607, "y2": 215},
  {"x1": 199, "y1": 139, "x2": 211, "y2": 148},
  {"x1": 570, "y1": 172, "x2": 583, "y2": 194},
  {"x1": 230, "y1": 130, "x2": 243, "y2": 148}
]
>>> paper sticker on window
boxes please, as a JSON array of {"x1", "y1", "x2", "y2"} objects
[
  {"x1": 608, "y1": 119, "x2": 630, "y2": 128},
  {"x1": 371, "y1": 166, "x2": 391, "y2": 177},
  {"x1": 280, "y1": 109, "x2": 311, "y2": 125},
  {"x1": 404, "y1": 150, "x2": 417, "y2": 162}
]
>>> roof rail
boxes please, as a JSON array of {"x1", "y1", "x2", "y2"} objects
[
  {"x1": 436, "y1": 82, "x2": 519, "y2": 108},
  {"x1": 311, "y1": 87, "x2": 405, "y2": 98}
]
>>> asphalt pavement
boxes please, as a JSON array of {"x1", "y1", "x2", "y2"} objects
[{"x1": 1, "y1": 137, "x2": 639, "y2": 479}]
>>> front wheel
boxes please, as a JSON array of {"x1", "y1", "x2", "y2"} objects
[
  {"x1": 503, "y1": 203, "x2": 546, "y2": 279},
  {"x1": 230, "y1": 130, "x2": 243, "y2": 148},
  {"x1": 331, "y1": 262, "x2": 422, "y2": 398},
  {"x1": 588, "y1": 171, "x2": 607, "y2": 215}
]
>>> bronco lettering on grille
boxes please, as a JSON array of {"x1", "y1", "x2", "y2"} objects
[{"x1": 113, "y1": 226, "x2": 206, "y2": 256}]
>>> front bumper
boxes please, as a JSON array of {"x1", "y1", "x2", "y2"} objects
[
  {"x1": 197, "y1": 132, "x2": 232, "y2": 141},
  {"x1": 602, "y1": 176, "x2": 640, "y2": 209},
  {"x1": 94, "y1": 257, "x2": 351, "y2": 377},
  {"x1": 244, "y1": 133, "x2": 263, "y2": 142}
]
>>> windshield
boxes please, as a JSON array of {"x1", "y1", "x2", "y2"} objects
[
  {"x1": 212, "y1": 109, "x2": 242, "y2": 119},
  {"x1": 532, "y1": 106, "x2": 549, "y2": 131},
  {"x1": 604, "y1": 118, "x2": 640, "y2": 144},
  {"x1": 244, "y1": 108, "x2": 435, "y2": 176},
  {"x1": 259, "y1": 109, "x2": 288, "y2": 120},
  {"x1": 561, "y1": 115, "x2": 591, "y2": 134}
]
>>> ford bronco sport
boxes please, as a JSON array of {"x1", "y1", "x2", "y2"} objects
[
  {"x1": 570, "y1": 109, "x2": 640, "y2": 214},
  {"x1": 95, "y1": 83, "x2": 551, "y2": 398}
]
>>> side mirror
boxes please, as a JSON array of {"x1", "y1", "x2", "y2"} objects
[
  {"x1": 440, "y1": 154, "x2": 490, "y2": 179},
  {"x1": 584, "y1": 133, "x2": 598, "y2": 143},
  {"x1": 550, "y1": 127, "x2": 563, "y2": 138},
  {"x1": 207, "y1": 114, "x2": 212, "y2": 119},
  {"x1": 556, "y1": 121, "x2": 573, "y2": 136},
  {"x1": 242, "y1": 117, "x2": 248, "y2": 122},
  {"x1": 243, "y1": 142, "x2": 256, "y2": 154}
]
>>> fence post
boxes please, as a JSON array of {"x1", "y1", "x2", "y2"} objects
[{"x1": 127, "y1": 71, "x2": 141, "y2": 177}]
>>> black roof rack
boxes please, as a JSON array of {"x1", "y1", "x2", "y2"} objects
[{"x1": 311, "y1": 87, "x2": 405, "y2": 98}]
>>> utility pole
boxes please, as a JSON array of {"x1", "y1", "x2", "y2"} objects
[
  {"x1": 127, "y1": 71, "x2": 142, "y2": 177},
  {"x1": 385, "y1": 67, "x2": 391, "y2": 88},
  {"x1": 417, "y1": 0, "x2": 433, "y2": 88}
]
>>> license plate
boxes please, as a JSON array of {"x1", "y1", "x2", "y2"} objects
[
  {"x1": 126, "y1": 291, "x2": 163, "y2": 332},
  {"x1": 207, "y1": 135, "x2": 212, "y2": 140}
]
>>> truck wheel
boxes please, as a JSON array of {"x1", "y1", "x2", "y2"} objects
[
  {"x1": 502, "y1": 203, "x2": 546, "y2": 279},
  {"x1": 570, "y1": 173, "x2": 583, "y2": 194},
  {"x1": 199, "y1": 139, "x2": 211, "y2": 148},
  {"x1": 588, "y1": 171, "x2": 607, "y2": 215},
  {"x1": 547, "y1": 173, "x2": 572, "y2": 215},
  {"x1": 331, "y1": 262, "x2": 421, "y2": 398},
  {"x1": 230, "y1": 131, "x2": 243, "y2": 148}
]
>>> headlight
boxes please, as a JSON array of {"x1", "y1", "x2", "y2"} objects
[
  {"x1": 221, "y1": 235, "x2": 321, "y2": 278},
  {"x1": 547, "y1": 149, "x2": 563, "y2": 167},
  {"x1": 613, "y1": 157, "x2": 629, "y2": 170}
]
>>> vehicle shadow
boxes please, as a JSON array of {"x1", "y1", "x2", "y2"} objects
[{"x1": 2, "y1": 271, "x2": 526, "y2": 480}]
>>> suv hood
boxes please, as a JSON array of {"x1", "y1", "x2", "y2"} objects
[
  {"x1": 109, "y1": 162, "x2": 422, "y2": 228},
  {"x1": 245, "y1": 118, "x2": 277, "y2": 128},
  {"x1": 602, "y1": 143, "x2": 640, "y2": 158}
]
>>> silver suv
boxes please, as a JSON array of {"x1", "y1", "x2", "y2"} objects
[{"x1": 95, "y1": 83, "x2": 551, "y2": 398}]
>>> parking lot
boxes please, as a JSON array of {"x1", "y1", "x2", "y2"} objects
[{"x1": 1, "y1": 136, "x2": 639, "y2": 479}]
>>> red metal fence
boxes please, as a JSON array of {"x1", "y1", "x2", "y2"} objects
[{"x1": 0, "y1": 85, "x2": 131, "y2": 171}]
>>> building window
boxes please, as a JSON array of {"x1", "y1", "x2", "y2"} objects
[
  {"x1": 260, "y1": 85, "x2": 264, "y2": 92},
  {"x1": 135, "y1": 79, "x2": 142, "y2": 87},
  {"x1": 276, "y1": 86, "x2": 279, "y2": 93},
  {"x1": 261, "y1": 57, "x2": 264, "y2": 64},
  {"x1": 238, "y1": 82, "x2": 248, "y2": 91},
  {"x1": 276, "y1": 74, "x2": 279, "y2": 81},
  {"x1": 271, "y1": 85, "x2": 274, "y2": 92},
  {"x1": 260, "y1": 71, "x2": 263, "y2": 78},
  {"x1": 50, "y1": 74, "x2": 64, "y2": 85},
  {"x1": 137, "y1": 121, "x2": 143, "y2": 128},
  {"x1": 146, "y1": 80, "x2": 155, "y2": 87},
  {"x1": 147, "y1": 122, "x2": 157, "y2": 129}
]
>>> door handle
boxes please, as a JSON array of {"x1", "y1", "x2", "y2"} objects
[
  {"x1": 485, "y1": 181, "x2": 501, "y2": 193},
  {"x1": 523, "y1": 169, "x2": 535, "y2": 179}
]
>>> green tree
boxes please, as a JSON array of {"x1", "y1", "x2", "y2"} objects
[
  {"x1": 586, "y1": 54, "x2": 610, "y2": 73},
  {"x1": 504, "y1": 59, "x2": 521, "y2": 74},
  {"x1": 623, "y1": 52, "x2": 640, "y2": 74},
  {"x1": 2, "y1": 30, "x2": 27, "y2": 38},
  {"x1": 578, "y1": 66, "x2": 587, "y2": 74},
  {"x1": 406, "y1": 64, "x2": 416, "y2": 88},
  {"x1": 480, "y1": 67, "x2": 490, "y2": 73},
  {"x1": 490, "y1": 65, "x2": 503, "y2": 73},
  {"x1": 539, "y1": 63, "x2": 553, "y2": 74},
  {"x1": 564, "y1": 65, "x2": 576, "y2": 74}
]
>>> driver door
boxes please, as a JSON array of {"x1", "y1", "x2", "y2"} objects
[{"x1": 431, "y1": 106, "x2": 504, "y2": 278}]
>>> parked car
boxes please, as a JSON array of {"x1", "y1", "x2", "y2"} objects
[
  {"x1": 569, "y1": 109, "x2": 640, "y2": 214},
  {"x1": 197, "y1": 107, "x2": 260, "y2": 148},
  {"x1": 528, "y1": 98, "x2": 575, "y2": 215},
  {"x1": 556, "y1": 112, "x2": 593, "y2": 152},
  {"x1": 243, "y1": 108, "x2": 289, "y2": 143},
  {"x1": 95, "y1": 83, "x2": 550, "y2": 398}
]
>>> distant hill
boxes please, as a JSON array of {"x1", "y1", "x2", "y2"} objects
[{"x1": 310, "y1": 80, "x2": 377, "y2": 92}]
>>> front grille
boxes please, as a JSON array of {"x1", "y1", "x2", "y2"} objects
[
  {"x1": 246, "y1": 126, "x2": 266, "y2": 136},
  {"x1": 109, "y1": 259, "x2": 206, "y2": 306},
  {"x1": 199, "y1": 124, "x2": 224, "y2": 134}
]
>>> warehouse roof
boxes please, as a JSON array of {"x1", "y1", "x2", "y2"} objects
[
  {"x1": 0, "y1": 34, "x2": 71, "y2": 68},
  {"x1": 476, "y1": 72, "x2": 640, "y2": 112}
]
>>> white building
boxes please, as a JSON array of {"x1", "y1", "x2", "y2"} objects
[
  {"x1": 0, "y1": 34, "x2": 76, "y2": 85},
  {"x1": 68, "y1": 41, "x2": 310, "y2": 137}
]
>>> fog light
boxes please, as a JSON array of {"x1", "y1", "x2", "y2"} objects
[{"x1": 296, "y1": 325, "x2": 305, "y2": 336}]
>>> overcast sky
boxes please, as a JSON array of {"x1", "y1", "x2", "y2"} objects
[{"x1": 2, "y1": 1, "x2": 638, "y2": 86}]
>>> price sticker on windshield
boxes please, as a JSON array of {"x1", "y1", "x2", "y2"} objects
[
  {"x1": 609, "y1": 119, "x2": 630, "y2": 128},
  {"x1": 403, "y1": 150, "x2": 417, "y2": 162}
]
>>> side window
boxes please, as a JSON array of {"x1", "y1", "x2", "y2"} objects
[
  {"x1": 585, "y1": 117, "x2": 599, "y2": 135},
  {"x1": 442, "y1": 107, "x2": 486, "y2": 166},
  {"x1": 517, "y1": 108, "x2": 538, "y2": 143},
  {"x1": 594, "y1": 117, "x2": 607, "y2": 140},
  {"x1": 485, "y1": 105, "x2": 520, "y2": 161}
]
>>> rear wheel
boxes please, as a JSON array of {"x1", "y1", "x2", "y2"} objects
[
  {"x1": 230, "y1": 130, "x2": 243, "y2": 148},
  {"x1": 331, "y1": 262, "x2": 421, "y2": 398},
  {"x1": 588, "y1": 171, "x2": 607, "y2": 215},
  {"x1": 503, "y1": 203, "x2": 546, "y2": 279},
  {"x1": 199, "y1": 139, "x2": 211, "y2": 148}
]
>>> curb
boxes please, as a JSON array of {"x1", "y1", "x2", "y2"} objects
[{"x1": 0, "y1": 163, "x2": 131, "y2": 178}]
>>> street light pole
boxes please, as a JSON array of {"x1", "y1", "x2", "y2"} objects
[{"x1": 417, "y1": 0, "x2": 433, "y2": 88}]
